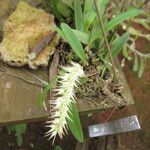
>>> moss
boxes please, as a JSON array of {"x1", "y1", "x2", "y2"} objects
[{"x1": 0, "y1": 1, "x2": 59, "y2": 69}]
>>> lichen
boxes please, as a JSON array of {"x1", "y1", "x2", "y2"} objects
[{"x1": 0, "y1": 1, "x2": 59, "y2": 69}]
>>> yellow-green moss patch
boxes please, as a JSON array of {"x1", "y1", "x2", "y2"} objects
[{"x1": 0, "y1": 1, "x2": 59, "y2": 69}]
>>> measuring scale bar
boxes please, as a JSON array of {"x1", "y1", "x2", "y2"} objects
[{"x1": 89, "y1": 115, "x2": 141, "y2": 138}]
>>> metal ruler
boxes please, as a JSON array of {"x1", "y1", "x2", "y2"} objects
[{"x1": 89, "y1": 115, "x2": 141, "y2": 138}]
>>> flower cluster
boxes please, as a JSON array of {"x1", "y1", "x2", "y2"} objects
[{"x1": 45, "y1": 62, "x2": 85, "y2": 142}]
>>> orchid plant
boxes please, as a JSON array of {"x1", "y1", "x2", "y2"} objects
[
  {"x1": 38, "y1": 0, "x2": 147, "y2": 144},
  {"x1": 45, "y1": 62, "x2": 85, "y2": 142}
]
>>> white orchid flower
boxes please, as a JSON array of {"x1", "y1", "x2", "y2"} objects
[{"x1": 45, "y1": 62, "x2": 85, "y2": 143}]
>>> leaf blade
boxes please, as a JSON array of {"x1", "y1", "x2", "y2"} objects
[
  {"x1": 90, "y1": 9, "x2": 142, "y2": 44},
  {"x1": 72, "y1": 29, "x2": 89, "y2": 44},
  {"x1": 138, "y1": 57, "x2": 146, "y2": 78},
  {"x1": 106, "y1": 9, "x2": 143, "y2": 32},
  {"x1": 74, "y1": 0, "x2": 83, "y2": 31},
  {"x1": 111, "y1": 32, "x2": 130, "y2": 58},
  {"x1": 61, "y1": 23, "x2": 87, "y2": 62},
  {"x1": 61, "y1": 0, "x2": 73, "y2": 9},
  {"x1": 99, "y1": 0, "x2": 109, "y2": 15},
  {"x1": 37, "y1": 77, "x2": 57, "y2": 108},
  {"x1": 67, "y1": 102, "x2": 83, "y2": 142},
  {"x1": 133, "y1": 53, "x2": 139, "y2": 72}
]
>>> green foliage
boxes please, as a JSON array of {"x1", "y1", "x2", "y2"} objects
[
  {"x1": 102, "y1": 33, "x2": 130, "y2": 77},
  {"x1": 51, "y1": 0, "x2": 72, "y2": 19},
  {"x1": 41, "y1": 0, "x2": 147, "y2": 143},
  {"x1": 61, "y1": 23, "x2": 87, "y2": 63},
  {"x1": 83, "y1": 0, "x2": 96, "y2": 33},
  {"x1": 57, "y1": 1, "x2": 72, "y2": 18},
  {"x1": 122, "y1": 47, "x2": 131, "y2": 60},
  {"x1": 106, "y1": 9, "x2": 142, "y2": 31},
  {"x1": 7, "y1": 124, "x2": 27, "y2": 146},
  {"x1": 56, "y1": 26, "x2": 67, "y2": 40},
  {"x1": 98, "y1": 0, "x2": 109, "y2": 15},
  {"x1": 84, "y1": 0, "x2": 94, "y2": 13},
  {"x1": 54, "y1": 145, "x2": 63, "y2": 150},
  {"x1": 37, "y1": 77, "x2": 57, "y2": 108},
  {"x1": 133, "y1": 53, "x2": 139, "y2": 72},
  {"x1": 74, "y1": 0, "x2": 83, "y2": 31},
  {"x1": 72, "y1": 29, "x2": 89, "y2": 44},
  {"x1": 67, "y1": 102, "x2": 83, "y2": 142},
  {"x1": 132, "y1": 54, "x2": 147, "y2": 78},
  {"x1": 90, "y1": 9, "x2": 142, "y2": 44},
  {"x1": 60, "y1": 0, "x2": 73, "y2": 9},
  {"x1": 133, "y1": 18, "x2": 150, "y2": 31},
  {"x1": 111, "y1": 32, "x2": 130, "y2": 58},
  {"x1": 51, "y1": 0, "x2": 62, "y2": 19},
  {"x1": 83, "y1": 0, "x2": 109, "y2": 33},
  {"x1": 83, "y1": 10, "x2": 96, "y2": 33},
  {"x1": 138, "y1": 57, "x2": 146, "y2": 78},
  {"x1": 122, "y1": 36, "x2": 150, "y2": 78}
]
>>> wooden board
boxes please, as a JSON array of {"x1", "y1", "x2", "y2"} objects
[{"x1": 0, "y1": 60, "x2": 134, "y2": 126}]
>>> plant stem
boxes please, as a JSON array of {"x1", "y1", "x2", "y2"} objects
[{"x1": 93, "y1": 0, "x2": 119, "y2": 81}]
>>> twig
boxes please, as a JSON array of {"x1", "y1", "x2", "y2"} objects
[
  {"x1": 93, "y1": 0, "x2": 119, "y2": 82},
  {"x1": 105, "y1": 107, "x2": 116, "y2": 122},
  {"x1": 86, "y1": 71, "x2": 98, "y2": 77},
  {"x1": 49, "y1": 51, "x2": 59, "y2": 100}
]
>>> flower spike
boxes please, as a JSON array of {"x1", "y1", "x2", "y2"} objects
[{"x1": 45, "y1": 62, "x2": 85, "y2": 143}]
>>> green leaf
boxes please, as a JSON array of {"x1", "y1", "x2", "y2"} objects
[
  {"x1": 56, "y1": 26, "x2": 67, "y2": 41},
  {"x1": 17, "y1": 134, "x2": 23, "y2": 146},
  {"x1": 61, "y1": 0, "x2": 73, "y2": 9},
  {"x1": 138, "y1": 57, "x2": 146, "y2": 78},
  {"x1": 83, "y1": 10, "x2": 96, "y2": 32},
  {"x1": 84, "y1": 0, "x2": 94, "y2": 14},
  {"x1": 67, "y1": 102, "x2": 83, "y2": 142},
  {"x1": 122, "y1": 47, "x2": 130, "y2": 59},
  {"x1": 74, "y1": 0, "x2": 83, "y2": 31},
  {"x1": 84, "y1": 0, "x2": 109, "y2": 15},
  {"x1": 15, "y1": 124, "x2": 27, "y2": 146},
  {"x1": 98, "y1": 0, "x2": 109, "y2": 15},
  {"x1": 133, "y1": 54, "x2": 138, "y2": 72},
  {"x1": 72, "y1": 29, "x2": 89, "y2": 44},
  {"x1": 84, "y1": 0, "x2": 109, "y2": 43},
  {"x1": 57, "y1": 1, "x2": 72, "y2": 18},
  {"x1": 54, "y1": 145, "x2": 62, "y2": 150},
  {"x1": 101, "y1": 64, "x2": 108, "y2": 78},
  {"x1": 110, "y1": 32, "x2": 130, "y2": 58},
  {"x1": 90, "y1": 9, "x2": 142, "y2": 44},
  {"x1": 89, "y1": 15, "x2": 107, "y2": 45},
  {"x1": 61, "y1": 23, "x2": 87, "y2": 63},
  {"x1": 7, "y1": 124, "x2": 27, "y2": 146},
  {"x1": 106, "y1": 9, "x2": 142, "y2": 32},
  {"x1": 51, "y1": 0, "x2": 62, "y2": 20},
  {"x1": 37, "y1": 77, "x2": 57, "y2": 108},
  {"x1": 57, "y1": 27, "x2": 89, "y2": 44}
]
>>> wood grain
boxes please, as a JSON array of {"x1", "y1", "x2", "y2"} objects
[{"x1": 0, "y1": 59, "x2": 134, "y2": 126}]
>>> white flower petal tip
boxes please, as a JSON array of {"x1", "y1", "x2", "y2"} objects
[{"x1": 45, "y1": 62, "x2": 85, "y2": 142}]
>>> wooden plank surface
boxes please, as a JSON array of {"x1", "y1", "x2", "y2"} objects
[
  {"x1": 0, "y1": 61, "x2": 49, "y2": 125},
  {"x1": 0, "y1": 60, "x2": 134, "y2": 126}
]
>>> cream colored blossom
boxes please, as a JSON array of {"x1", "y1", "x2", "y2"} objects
[{"x1": 45, "y1": 62, "x2": 85, "y2": 142}]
